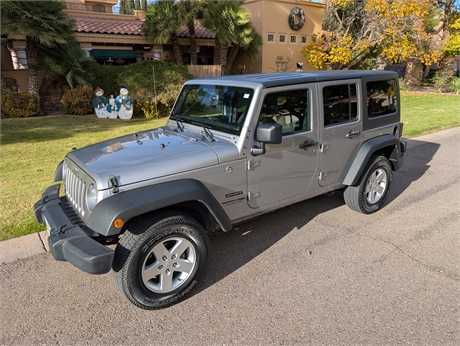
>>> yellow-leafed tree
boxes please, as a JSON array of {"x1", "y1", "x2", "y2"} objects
[{"x1": 302, "y1": 0, "x2": 445, "y2": 85}]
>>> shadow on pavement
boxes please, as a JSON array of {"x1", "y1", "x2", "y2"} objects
[{"x1": 192, "y1": 139, "x2": 440, "y2": 299}]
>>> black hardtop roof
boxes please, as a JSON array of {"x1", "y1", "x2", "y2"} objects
[{"x1": 194, "y1": 70, "x2": 398, "y2": 88}]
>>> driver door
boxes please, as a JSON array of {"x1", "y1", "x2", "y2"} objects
[{"x1": 246, "y1": 86, "x2": 318, "y2": 209}]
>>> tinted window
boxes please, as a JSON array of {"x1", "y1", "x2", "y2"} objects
[
  {"x1": 366, "y1": 80, "x2": 397, "y2": 118},
  {"x1": 323, "y1": 84, "x2": 358, "y2": 127},
  {"x1": 171, "y1": 84, "x2": 254, "y2": 135},
  {"x1": 258, "y1": 89, "x2": 310, "y2": 135}
]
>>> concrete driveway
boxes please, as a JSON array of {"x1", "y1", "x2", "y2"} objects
[{"x1": 1, "y1": 128, "x2": 459, "y2": 345}]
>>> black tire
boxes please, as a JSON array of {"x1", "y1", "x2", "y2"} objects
[
  {"x1": 344, "y1": 155, "x2": 392, "y2": 214},
  {"x1": 112, "y1": 213, "x2": 210, "y2": 309}
]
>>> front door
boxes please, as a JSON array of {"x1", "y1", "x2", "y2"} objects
[
  {"x1": 318, "y1": 79, "x2": 363, "y2": 187},
  {"x1": 247, "y1": 86, "x2": 318, "y2": 209}
]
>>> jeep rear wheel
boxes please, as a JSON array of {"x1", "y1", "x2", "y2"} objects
[
  {"x1": 112, "y1": 213, "x2": 210, "y2": 309},
  {"x1": 344, "y1": 155, "x2": 392, "y2": 214}
]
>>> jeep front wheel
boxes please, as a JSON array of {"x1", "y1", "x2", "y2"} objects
[
  {"x1": 112, "y1": 213, "x2": 210, "y2": 309},
  {"x1": 344, "y1": 155, "x2": 392, "y2": 214}
]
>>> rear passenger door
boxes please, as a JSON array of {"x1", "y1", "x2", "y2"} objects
[{"x1": 318, "y1": 79, "x2": 363, "y2": 187}]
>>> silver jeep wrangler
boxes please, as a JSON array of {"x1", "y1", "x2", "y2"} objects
[{"x1": 35, "y1": 71, "x2": 406, "y2": 309}]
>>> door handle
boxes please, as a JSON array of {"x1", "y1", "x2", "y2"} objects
[
  {"x1": 346, "y1": 130, "x2": 361, "y2": 139},
  {"x1": 299, "y1": 140, "x2": 317, "y2": 150}
]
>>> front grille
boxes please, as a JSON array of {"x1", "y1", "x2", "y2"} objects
[{"x1": 63, "y1": 160, "x2": 87, "y2": 218}]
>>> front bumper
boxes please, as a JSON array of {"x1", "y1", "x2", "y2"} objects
[{"x1": 34, "y1": 185, "x2": 114, "y2": 274}]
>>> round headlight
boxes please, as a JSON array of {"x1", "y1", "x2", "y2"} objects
[{"x1": 87, "y1": 184, "x2": 98, "y2": 211}]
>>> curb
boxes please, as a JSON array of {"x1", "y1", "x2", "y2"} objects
[
  {"x1": 0, "y1": 231, "x2": 49, "y2": 265},
  {"x1": 1, "y1": 127, "x2": 459, "y2": 265}
]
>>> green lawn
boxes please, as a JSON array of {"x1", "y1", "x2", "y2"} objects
[
  {"x1": 0, "y1": 116, "x2": 168, "y2": 241},
  {"x1": 400, "y1": 91, "x2": 460, "y2": 137},
  {"x1": 1, "y1": 91, "x2": 459, "y2": 240}
]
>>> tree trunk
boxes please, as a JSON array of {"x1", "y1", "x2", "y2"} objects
[
  {"x1": 423, "y1": 64, "x2": 431, "y2": 78},
  {"x1": 188, "y1": 22, "x2": 198, "y2": 65},
  {"x1": 26, "y1": 38, "x2": 39, "y2": 97},
  {"x1": 404, "y1": 60, "x2": 424, "y2": 87},
  {"x1": 213, "y1": 38, "x2": 221, "y2": 65},
  {"x1": 39, "y1": 73, "x2": 60, "y2": 111},
  {"x1": 220, "y1": 43, "x2": 229, "y2": 75},
  {"x1": 171, "y1": 35, "x2": 183, "y2": 65},
  {"x1": 225, "y1": 44, "x2": 240, "y2": 75}
]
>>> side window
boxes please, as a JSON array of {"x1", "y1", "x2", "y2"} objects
[
  {"x1": 367, "y1": 80, "x2": 397, "y2": 118},
  {"x1": 323, "y1": 84, "x2": 358, "y2": 127},
  {"x1": 259, "y1": 89, "x2": 310, "y2": 135}
]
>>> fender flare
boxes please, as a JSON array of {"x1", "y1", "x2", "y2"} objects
[
  {"x1": 342, "y1": 135, "x2": 402, "y2": 186},
  {"x1": 87, "y1": 179, "x2": 232, "y2": 236}
]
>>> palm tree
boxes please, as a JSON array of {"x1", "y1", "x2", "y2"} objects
[
  {"x1": 143, "y1": 0, "x2": 185, "y2": 65},
  {"x1": 203, "y1": 0, "x2": 261, "y2": 75},
  {"x1": 228, "y1": 29, "x2": 262, "y2": 75},
  {"x1": 1, "y1": 0, "x2": 77, "y2": 97},
  {"x1": 38, "y1": 43, "x2": 93, "y2": 110},
  {"x1": 177, "y1": 0, "x2": 205, "y2": 65},
  {"x1": 120, "y1": 0, "x2": 135, "y2": 14}
]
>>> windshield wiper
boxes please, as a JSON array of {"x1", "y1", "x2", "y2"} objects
[
  {"x1": 175, "y1": 117, "x2": 184, "y2": 132},
  {"x1": 202, "y1": 125, "x2": 215, "y2": 142}
]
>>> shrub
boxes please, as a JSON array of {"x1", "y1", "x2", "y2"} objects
[
  {"x1": 398, "y1": 78, "x2": 408, "y2": 91},
  {"x1": 449, "y1": 77, "x2": 460, "y2": 95},
  {"x1": 60, "y1": 86, "x2": 94, "y2": 115},
  {"x1": 1, "y1": 91, "x2": 40, "y2": 118},
  {"x1": 116, "y1": 60, "x2": 193, "y2": 118},
  {"x1": 432, "y1": 60, "x2": 457, "y2": 93},
  {"x1": 86, "y1": 61, "x2": 125, "y2": 97}
]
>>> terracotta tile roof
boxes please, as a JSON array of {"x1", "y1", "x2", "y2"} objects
[
  {"x1": 73, "y1": 17, "x2": 215, "y2": 39},
  {"x1": 74, "y1": 16, "x2": 143, "y2": 35}
]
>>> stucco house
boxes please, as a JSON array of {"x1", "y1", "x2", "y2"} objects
[{"x1": 1, "y1": 0, "x2": 324, "y2": 92}]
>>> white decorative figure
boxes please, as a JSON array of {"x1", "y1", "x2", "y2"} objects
[
  {"x1": 106, "y1": 94, "x2": 118, "y2": 119},
  {"x1": 92, "y1": 87, "x2": 108, "y2": 118},
  {"x1": 116, "y1": 86, "x2": 133, "y2": 120}
]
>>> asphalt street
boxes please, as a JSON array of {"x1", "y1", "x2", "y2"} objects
[{"x1": 1, "y1": 128, "x2": 459, "y2": 345}]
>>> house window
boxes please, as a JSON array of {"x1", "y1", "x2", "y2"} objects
[
  {"x1": 267, "y1": 33, "x2": 275, "y2": 43},
  {"x1": 290, "y1": 35, "x2": 297, "y2": 44},
  {"x1": 279, "y1": 34, "x2": 286, "y2": 44},
  {"x1": 301, "y1": 35, "x2": 308, "y2": 44}
]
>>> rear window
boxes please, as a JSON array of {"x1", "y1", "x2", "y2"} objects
[{"x1": 366, "y1": 80, "x2": 397, "y2": 118}]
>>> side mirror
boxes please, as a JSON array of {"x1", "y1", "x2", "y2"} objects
[{"x1": 251, "y1": 123, "x2": 282, "y2": 156}]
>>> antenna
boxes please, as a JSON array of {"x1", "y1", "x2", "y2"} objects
[{"x1": 153, "y1": 66, "x2": 159, "y2": 125}]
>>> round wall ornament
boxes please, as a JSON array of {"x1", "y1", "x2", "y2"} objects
[{"x1": 288, "y1": 7, "x2": 306, "y2": 31}]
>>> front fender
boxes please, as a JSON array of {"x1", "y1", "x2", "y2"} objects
[
  {"x1": 87, "y1": 179, "x2": 232, "y2": 236},
  {"x1": 342, "y1": 135, "x2": 405, "y2": 186}
]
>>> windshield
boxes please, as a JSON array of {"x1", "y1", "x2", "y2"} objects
[{"x1": 171, "y1": 84, "x2": 254, "y2": 135}]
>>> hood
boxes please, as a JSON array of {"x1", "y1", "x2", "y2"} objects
[{"x1": 67, "y1": 126, "x2": 238, "y2": 189}]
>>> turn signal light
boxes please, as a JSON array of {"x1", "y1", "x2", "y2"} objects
[{"x1": 113, "y1": 219, "x2": 124, "y2": 228}]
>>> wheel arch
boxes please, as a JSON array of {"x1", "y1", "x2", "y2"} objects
[
  {"x1": 342, "y1": 135, "x2": 401, "y2": 186},
  {"x1": 87, "y1": 179, "x2": 232, "y2": 236}
]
